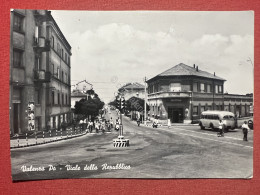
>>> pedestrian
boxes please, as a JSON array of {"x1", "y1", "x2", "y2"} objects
[
  {"x1": 242, "y1": 121, "x2": 249, "y2": 141},
  {"x1": 110, "y1": 117, "x2": 113, "y2": 128},
  {"x1": 95, "y1": 120, "x2": 100, "y2": 133},
  {"x1": 83, "y1": 118, "x2": 87, "y2": 131},
  {"x1": 79, "y1": 119, "x2": 84, "y2": 131},
  {"x1": 101, "y1": 120, "x2": 105, "y2": 133},
  {"x1": 218, "y1": 120, "x2": 224, "y2": 137},
  {"x1": 88, "y1": 120, "x2": 93, "y2": 133},
  {"x1": 167, "y1": 119, "x2": 171, "y2": 128}
]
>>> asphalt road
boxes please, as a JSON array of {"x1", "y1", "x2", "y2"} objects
[{"x1": 11, "y1": 111, "x2": 253, "y2": 181}]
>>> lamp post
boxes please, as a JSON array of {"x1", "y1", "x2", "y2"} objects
[
  {"x1": 144, "y1": 77, "x2": 147, "y2": 125},
  {"x1": 247, "y1": 57, "x2": 254, "y2": 105}
]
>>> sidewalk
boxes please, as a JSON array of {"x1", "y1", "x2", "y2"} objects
[{"x1": 10, "y1": 127, "x2": 87, "y2": 149}]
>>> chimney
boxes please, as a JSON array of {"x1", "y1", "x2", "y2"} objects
[
  {"x1": 196, "y1": 66, "x2": 198, "y2": 71},
  {"x1": 193, "y1": 64, "x2": 196, "y2": 68},
  {"x1": 214, "y1": 72, "x2": 215, "y2": 76}
]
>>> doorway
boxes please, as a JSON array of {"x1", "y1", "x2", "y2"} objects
[
  {"x1": 168, "y1": 107, "x2": 183, "y2": 123},
  {"x1": 13, "y1": 103, "x2": 20, "y2": 134}
]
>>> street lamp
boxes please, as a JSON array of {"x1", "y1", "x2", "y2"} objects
[{"x1": 144, "y1": 77, "x2": 147, "y2": 125}]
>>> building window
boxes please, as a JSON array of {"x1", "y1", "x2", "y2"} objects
[
  {"x1": 215, "y1": 85, "x2": 218, "y2": 93},
  {"x1": 58, "y1": 92, "x2": 60, "y2": 105},
  {"x1": 65, "y1": 53, "x2": 67, "y2": 63},
  {"x1": 61, "y1": 70, "x2": 64, "y2": 82},
  {"x1": 170, "y1": 83, "x2": 181, "y2": 92},
  {"x1": 61, "y1": 49, "x2": 64, "y2": 59},
  {"x1": 51, "y1": 91, "x2": 55, "y2": 105},
  {"x1": 13, "y1": 14, "x2": 23, "y2": 32},
  {"x1": 57, "y1": 67, "x2": 60, "y2": 79},
  {"x1": 200, "y1": 83, "x2": 205, "y2": 92},
  {"x1": 13, "y1": 49, "x2": 23, "y2": 67},
  {"x1": 68, "y1": 56, "x2": 70, "y2": 66},
  {"x1": 207, "y1": 84, "x2": 212, "y2": 93},
  {"x1": 57, "y1": 43, "x2": 60, "y2": 55},
  {"x1": 35, "y1": 89, "x2": 41, "y2": 104},
  {"x1": 52, "y1": 64, "x2": 55, "y2": 74},
  {"x1": 51, "y1": 36, "x2": 54, "y2": 48},
  {"x1": 182, "y1": 84, "x2": 191, "y2": 92},
  {"x1": 193, "y1": 106, "x2": 198, "y2": 115},
  {"x1": 34, "y1": 55, "x2": 41, "y2": 70},
  {"x1": 193, "y1": 82, "x2": 198, "y2": 92},
  {"x1": 219, "y1": 85, "x2": 223, "y2": 93},
  {"x1": 62, "y1": 94, "x2": 64, "y2": 105},
  {"x1": 201, "y1": 106, "x2": 205, "y2": 113},
  {"x1": 65, "y1": 73, "x2": 67, "y2": 84}
]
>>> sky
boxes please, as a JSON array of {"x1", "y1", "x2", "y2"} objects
[{"x1": 51, "y1": 11, "x2": 254, "y2": 103}]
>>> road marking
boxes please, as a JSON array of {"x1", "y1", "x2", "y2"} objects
[
  {"x1": 168, "y1": 127, "x2": 253, "y2": 142},
  {"x1": 156, "y1": 128, "x2": 253, "y2": 149}
]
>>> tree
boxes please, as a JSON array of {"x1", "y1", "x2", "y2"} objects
[
  {"x1": 74, "y1": 90, "x2": 105, "y2": 120},
  {"x1": 125, "y1": 96, "x2": 150, "y2": 113},
  {"x1": 122, "y1": 96, "x2": 149, "y2": 120}
]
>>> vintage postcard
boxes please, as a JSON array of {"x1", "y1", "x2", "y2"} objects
[{"x1": 10, "y1": 10, "x2": 254, "y2": 181}]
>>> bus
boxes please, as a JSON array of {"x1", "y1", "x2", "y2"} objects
[{"x1": 199, "y1": 111, "x2": 236, "y2": 131}]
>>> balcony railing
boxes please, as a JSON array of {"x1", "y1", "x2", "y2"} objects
[
  {"x1": 34, "y1": 70, "x2": 51, "y2": 83},
  {"x1": 33, "y1": 37, "x2": 50, "y2": 52},
  {"x1": 148, "y1": 91, "x2": 191, "y2": 99}
]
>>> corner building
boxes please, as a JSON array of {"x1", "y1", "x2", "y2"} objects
[
  {"x1": 147, "y1": 63, "x2": 253, "y2": 124},
  {"x1": 10, "y1": 9, "x2": 72, "y2": 135}
]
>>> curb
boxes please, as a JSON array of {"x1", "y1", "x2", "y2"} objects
[{"x1": 10, "y1": 133, "x2": 87, "y2": 149}]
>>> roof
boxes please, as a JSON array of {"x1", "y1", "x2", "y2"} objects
[
  {"x1": 119, "y1": 82, "x2": 145, "y2": 91},
  {"x1": 201, "y1": 110, "x2": 235, "y2": 116},
  {"x1": 48, "y1": 12, "x2": 72, "y2": 51},
  {"x1": 71, "y1": 90, "x2": 88, "y2": 97},
  {"x1": 148, "y1": 63, "x2": 226, "y2": 82}
]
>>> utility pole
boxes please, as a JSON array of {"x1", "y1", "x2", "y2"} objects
[{"x1": 144, "y1": 77, "x2": 147, "y2": 125}]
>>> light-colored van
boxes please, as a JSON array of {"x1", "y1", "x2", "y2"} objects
[{"x1": 199, "y1": 111, "x2": 236, "y2": 131}]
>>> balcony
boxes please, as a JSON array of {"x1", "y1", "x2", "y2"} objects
[
  {"x1": 148, "y1": 91, "x2": 191, "y2": 100},
  {"x1": 33, "y1": 37, "x2": 50, "y2": 53},
  {"x1": 34, "y1": 10, "x2": 51, "y2": 23},
  {"x1": 34, "y1": 70, "x2": 51, "y2": 83}
]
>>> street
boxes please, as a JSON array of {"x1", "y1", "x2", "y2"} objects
[{"x1": 11, "y1": 110, "x2": 253, "y2": 180}]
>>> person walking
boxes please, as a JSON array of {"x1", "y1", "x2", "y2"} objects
[
  {"x1": 218, "y1": 120, "x2": 224, "y2": 137},
  {"x1": 167, "y1": 119, "x2": 171, "y2": 129},
  {"x1": 83, "y1": 118, "x2": 87, "y2": 132},
  {"x1": 242, "y1": 121, "x2": 249, "y2": 141},
  {"x1": 88, "y1": 120, "x2": 93, "y2": 133},
  {"x1": 95, "y1": 120, "x2": 100, "y2": 133},
  {"x1": 110, "y1": 117, "x2": 113, "y2": 128},
  {"x1": 79, "y1": 119, "x2": 84, "y2": 131}
]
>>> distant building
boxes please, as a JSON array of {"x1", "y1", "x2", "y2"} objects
[
  {"x1": 10, "y1": 9, "x2": 72, "y2": 135},
  {"x1": 118, "y1": 82, "x2": 145, "y2": 100},
  {"x1": 71, "y1": 80, "x2": 93, "y2": 110},
  {"x1": 72, "y1": 80, "x2": 93, "y2": 93},
  {"x1": 147, "y1": 63, "x2": 253, "y2": 124},
  {"x1": 71, "y1": 90, "x2": 88, "y2": 109}
]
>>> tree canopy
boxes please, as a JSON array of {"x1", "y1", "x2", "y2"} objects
[
  {"x1": 74, "y1": 90, "x2": 104, "y2": 118},
  {"x1": 125, "y1": 96, "x2": 150, "y2": 112}
]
